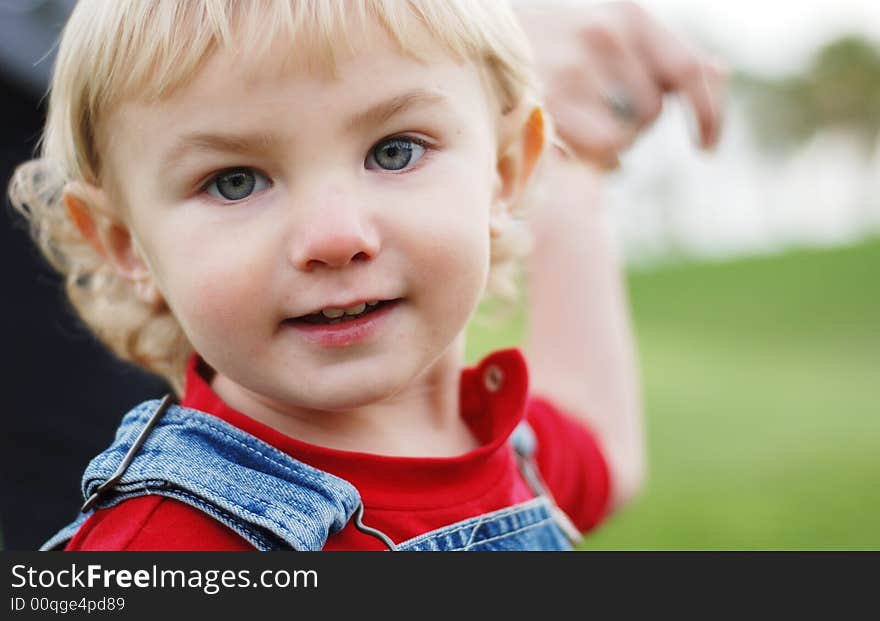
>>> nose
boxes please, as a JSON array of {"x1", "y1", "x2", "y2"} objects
[{"x1": 289, "y1": 193, "x2": 381, "y2": 271}]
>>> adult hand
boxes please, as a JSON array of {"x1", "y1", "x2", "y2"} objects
[{"x1": 518, "y1": 1, "x2": 726, "y2": 168}]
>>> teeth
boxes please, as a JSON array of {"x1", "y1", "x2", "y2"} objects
[
  {"x1": 319, "y1": 302, "x2": 369, "y2": 319},
  {"x1": 344, "y1": 303, "x2": 366, "y2": 315},
  {"x1": 366, "y1": 300, "x2": 378, "y2": 306}
]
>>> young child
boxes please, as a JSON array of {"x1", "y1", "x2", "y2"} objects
[{"x1": 11, "y1": 0, "x2": 644, "y2": 551}]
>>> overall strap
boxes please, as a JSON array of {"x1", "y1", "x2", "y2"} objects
[
  {"x1": 49, "y1": 398, "x2": 362, "y2": 551},
  {"x1": 510, "y1": 421, "x2": 584, "y2": 546}
]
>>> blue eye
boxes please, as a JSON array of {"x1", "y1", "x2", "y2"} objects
[
  {"x1": 204, "y1": 168, "x2": 270, "y2": 202},
  {"x1": 366, "y1": 137, "x2": 427, "y2": 171}
]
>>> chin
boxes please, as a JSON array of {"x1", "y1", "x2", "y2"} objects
[
  {"x1": 287, "y1": 370, "x2": 406, "y2": 412},
  {"x1": 286, "y1": 347, "x2": 431, "y2": 408},
  {"x1": 301, "y1": 385, "x2": 400, "y2": 412}
]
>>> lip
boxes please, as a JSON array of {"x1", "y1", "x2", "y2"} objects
[{"x1": 283, "y1": 299, "x2": 400, "y2": 348}]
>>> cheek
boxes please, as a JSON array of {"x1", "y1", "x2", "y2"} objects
[
  {"x1": 148, "y1": 237, "x2": 271, "y2": 340},
  {"x1": 192, "y1": 269, "x2": 260, "y2": 327},
  {"x1": 420, "y1": 207, "x2": 490, "y2": 280},
  {"x1": 392, "y1": 156, "x2": 493, "y2": 308}
]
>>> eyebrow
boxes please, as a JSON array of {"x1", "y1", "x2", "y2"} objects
[
  {"x1": 344, "y1": 88, "x2": 447, "y2": 133},
  {"x1": 160, "y1": 89, "x2": 448, "y2": 173},
  {"x1": 158, "y1": 131, "x2": 279, "y2": 178}
]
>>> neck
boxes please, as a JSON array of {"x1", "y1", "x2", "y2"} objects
[{"x1": 210, "y1": 336, "x2": 479, "y2": 457}]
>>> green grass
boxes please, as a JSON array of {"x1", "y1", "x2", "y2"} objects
[{"x1": 466, "y1": 238, "x2": 880, "y2": 549}]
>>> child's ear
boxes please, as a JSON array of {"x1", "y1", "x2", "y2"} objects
[
  {"x1": 63, "y1": 181, "x2": 162, "y2": 306},
  {"x1": 491, "y1": 105, "x2": 545, "y2": 237}
]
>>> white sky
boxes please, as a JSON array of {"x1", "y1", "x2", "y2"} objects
[{"x1": 548, "y1": 0, "x2": 880, "y2": 76}]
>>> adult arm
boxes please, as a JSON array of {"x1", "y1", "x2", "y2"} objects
[
  {"x1": 517, "y1": 2, "x2": 726, "y2": 514},
  {"x1": 525, "y1": 152, "x2": 644, "y2": 514}
]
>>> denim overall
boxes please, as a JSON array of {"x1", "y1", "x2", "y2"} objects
[{"x1": 42, "y1": 397, "x2": 580, "y2": 551}]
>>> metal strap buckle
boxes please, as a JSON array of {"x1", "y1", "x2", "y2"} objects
[
  {"x1": 515, "y1": 453, "x2": 585, "y2": 547},
  {"x1": 80, "y1": 394, "x2": 174, "y2": 513},
  {"x1": 351, "y1": 502, "x2": 398, "y2": 551}
]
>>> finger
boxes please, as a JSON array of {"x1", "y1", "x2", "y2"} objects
[
  {"x1": 596, "y1": 53, "x2": 664, "y2": 145},
  {"x1": 636, "y1": 22, "x2": 726, "y2": 148},
  {"x1": 674, "y1": 59, "x2": 725, "y2": 149},
  {"x1": 540, "y1": 58, "x2": 628, "y2": 166},
  {"x1": 548, "y1": 99, "x2": 627, "y2": 169},
  {"x1": 578, "y1": 22, "x2": 665, "y2": 137}
]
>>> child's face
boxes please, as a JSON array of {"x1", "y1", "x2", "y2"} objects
[{"x1": 99, "y1": 21, "x2": 507, "y2": 410}]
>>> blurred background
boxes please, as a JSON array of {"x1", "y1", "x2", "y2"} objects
[
  {"x1": 471, "y1": 0, "x2": 880, "y2": 549},
  {"x1": 2, "y1": 0, "x2": 878, "y2": 549}
]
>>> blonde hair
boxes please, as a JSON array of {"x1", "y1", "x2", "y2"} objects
[{"x1": 9, "y1": 0, "x2": 545, "y2": 394}]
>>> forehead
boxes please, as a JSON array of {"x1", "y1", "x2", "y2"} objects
[
  {"x1": 182, "y1": 12, "x2": 480, "y2": 100},
  {"x1": 126, "y1": 33, "x2": 489, "y2": 132}
]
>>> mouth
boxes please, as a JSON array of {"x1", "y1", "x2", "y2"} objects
[
  {"x1": 283, "y1": 298, "x2": 401, "y2": 348},
  {"x1": 286, "y1": 299, "x2": 399, "y2": 326}
]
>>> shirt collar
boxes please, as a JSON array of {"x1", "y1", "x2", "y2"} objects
[{"x1": 180, "y1": 348, "x2": 530, "y2": 509}]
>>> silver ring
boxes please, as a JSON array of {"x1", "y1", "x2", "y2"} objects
[{"x1": 603, "y1": 89, "x2": 637, "y2": 123}]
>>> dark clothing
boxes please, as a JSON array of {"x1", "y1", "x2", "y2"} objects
[{"x1": 0, "y1": 64, "x2": 167, "y2": 550}]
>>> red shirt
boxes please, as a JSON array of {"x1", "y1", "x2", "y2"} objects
[{"x1": 66, "y1": 349, "x2": 610, "y2": 551}]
